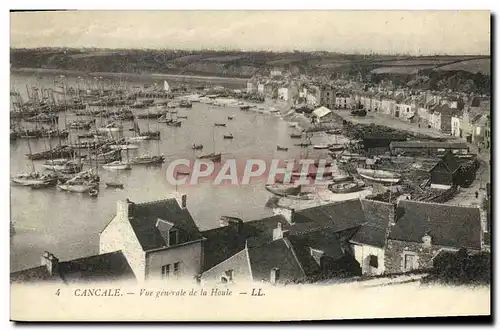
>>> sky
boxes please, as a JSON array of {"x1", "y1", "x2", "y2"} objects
[{"x1": 10, "y1": 11, "x2": 491, "y2": 55}]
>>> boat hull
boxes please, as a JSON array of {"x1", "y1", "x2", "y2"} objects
[{"x1": 265, "y1": 184, "x2": 301, "y2": 197}]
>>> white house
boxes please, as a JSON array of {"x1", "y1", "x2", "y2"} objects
[
  {"x1": 278, "y1": 86, "x2": 290, "y2": 101},
  {"x1": 451, "y1": 114, "x2": 462, "y2": 138},
  {"x1": 312, "y1": 106, "x2": 333, "y2": 123},
  {"x1": 99, "y1": 195, "x2": 205, "y2": 282}
]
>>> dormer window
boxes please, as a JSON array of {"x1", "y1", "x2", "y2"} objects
[{"x1": 169, "y1": 229, "x2": 179, "y2": 246}]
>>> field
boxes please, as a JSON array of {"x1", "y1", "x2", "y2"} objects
[{"x1": 10, "y1": 48, "x2": 491, "y2": 79}]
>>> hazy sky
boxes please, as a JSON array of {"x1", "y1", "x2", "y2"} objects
[{"x1": 10, "y1": 11, "x2": 490, "y2": 55}]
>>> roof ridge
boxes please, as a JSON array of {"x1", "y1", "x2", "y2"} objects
[
  {"x1": 134, "y1": 197, "x2": 177, "y2": 207},
  {"x1": 398, "y1": 199, "x2": 480, "y2": 210}
]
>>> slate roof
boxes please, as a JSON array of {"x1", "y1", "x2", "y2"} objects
[
  {"x1": 11, "y1": 251, "x2": 135, "y2": 284},
  {"x1": 429, "y1": 151, "x2": 460, "y2": 175},
  {"x1": 291, "y1": 199, "x2": 367, "y2": 235},
  {"x1": 350, "y1": 200, "x2": 394, "y2": 248},
  {"x1": 128, "y1": 199, "x2": 204, "y2": 251},
  {"x1": 390, "y1": 141, "x2": 468, "y2": 150},
  {"x1": 201, "y1": 215, "x2": 289, "y2": 272},
  {"x1": 247, "y1": 238, "x2": 306, "y2": 282},
  {"x1": 389, "y1": 200, "x2": 482, "y2": 250}
]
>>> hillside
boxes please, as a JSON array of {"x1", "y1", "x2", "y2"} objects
[{"x1": 10, "y1": 48, "x2": 490, "y2": 93}]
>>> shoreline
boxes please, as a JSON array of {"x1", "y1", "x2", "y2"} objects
[{"x1": 10, "y1": 67, "x2": 250, "y2": 83}]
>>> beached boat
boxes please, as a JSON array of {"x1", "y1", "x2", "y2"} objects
[
  {"x1": 356, "y1": 168, "x2": 401, "y2": 184},
  {"x1": 330, "y1": 175, "x2": 354, "y2": 183},
  {"x1": 89, "y1": 189, "x2": 99, "y2": 197},
  {"x1": 294, "y1": 142, "x2": 311, "y2": 147},
  {"x1": 290, "y1": 133, "x2": 302, "y2": 139},
  {"x1": 265, "y1": 183, "x2": 302, "y2": 197},
  {"x1": 223, "y1": 133, "x2": 233, "y2": 139},
  {"x1": 328, "y1": 144, "x2": 345, "y2": 152},
  {"x1": 313, "y1": 144, "x2": 330, "y2": 150},
  {"x1": 329, "y1": 181, "x2": 364, "y2": 194},
  {"x1": 179, "y1": 100, "x2": 192, "y2": 108},
  {"x1": 102, "y1": 161, "x2": 131, "y2": 171},
  {"x1": 327, "y1": 129, "x2": 343, "y2": 135},
  {"x1": 239, "y1": 105, "x2": 251, "y2": 110},
  {"x1": 198, "y1": 153, "x2": 222, "y2": 163},
  {"x1": 58, "y1": 182, "x2": 97, "y2": 193},
  {"x1": 130, "y1": 154, "x2": 165, "y2": 165},
  {"x1": 98, "y1": 122, "x2": 123, "y2": 133},
  {"x1": 105, "y1": 182, "x2": 124, "y2": 189},
  {"x1": 214, "y1": 123, "x2": 226, "y2": 127},
  {"x1": 11, "y1": 172, "x2": 57, "y2": 187},
  {"x1": 192, "y1": 144, "x2": 204, "y2": 150},
  {"x1": 227, "y1": 116, "x2": 234, "y2": 120},
  {"x1": 166, "y1": 120, "x2": 182, "y2": 127},
  {"x1": 177, "y1": 115, "x2": 188, "y2": 119},
  {"x1": 277, "y1": 145, "x2": 288, "y2": 151},
  {"x1": 158, "y1": 114, "x2": 171, "y2": 123}
]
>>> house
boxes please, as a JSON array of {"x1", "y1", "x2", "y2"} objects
[
  {"x1": 11, "y1": 251, "x2": 135, "y2": 285},
  {"x1": 451, "y1": 111, "x2": 462, "y2": 137},
  {"x1": 335, "y1": 92, "x2": 351, "y2": 109},
  {"x1": 318, "y1": 85, "x2": 336, "y2": 110},
  {"x1": 350, "y1": 200, "x2": 394, "y2": 275},
  {"x1": 246, "y1": 78, "x2": 258, "y2": 93},
  {"x1": 312, "y1": 106, "x2": 333, "y2": 123},
  {"x1": 389, "y1": 141, "x2": 469, "y2": 157},
  {"x1": 385, "y1": 200, "x2": 482, "y2": 274},
  {"x1": 431, "y1": 104, "x2": 457, "y2": 134},
  {"x1": 429, "y1": 151, "x2": 461, "y2": 189},
  {"x1": 99, "y1": 196, "x2": 205, "y2": 282},
  {"x1": 398, "y1": 96, "x2": 416, "y2": 122},
  {"x1": 380, "y1": 95, "x2": 395, "y2": 115},
  {"x1": 471, "y1": 113, "x2": 489, "y2": 147},
  {"x1": 202, "y1": 199, "x2": 374, "y2": 284}
]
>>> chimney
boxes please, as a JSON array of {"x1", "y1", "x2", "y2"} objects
[
  {"x1": 40, "y1": 251, "x2": 59, "y2": 276},
  {"x1": 116, "y1": 198, "x2": 134, "y2": 220},
  {"x1": 422, "y1": 233, "x2": 432, "y2": 248},
  {"x1": 272, "y1": 222, "x2": 288, "y2": 240},
  {"x1": 270, "y1": 267, "x2": 280, "y2": 284}
]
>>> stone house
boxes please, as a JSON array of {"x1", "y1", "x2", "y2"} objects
[
  {"x1": 99, "y1": 195, "x2": 205, "y2": 282},
  {"x1": 385, "y1": 200, "x2": 482, "y2": 274}
]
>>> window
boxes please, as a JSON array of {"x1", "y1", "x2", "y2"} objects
[
  {"x1": 369, "y1": 255, "x2": 378, "y2": 268},
  {"x1": 403, "y1": 253, "x2": 418, "y2": 271},
  {"x1": 220, "y1": 269, "x2": 233, "y2": 283},
  {"x1": 173, "y1": 262, "x2": 180, "y2": 276},
  {"x1": 161, "y1": 264, "x2": 170, "y2": 279},
  {"x1": 169, "y1": 230, "x2": 178, "y2": 246}
]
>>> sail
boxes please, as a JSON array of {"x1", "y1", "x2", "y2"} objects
[{"x1": 164, "y1": 80, "x2": 170, "y2": 92}]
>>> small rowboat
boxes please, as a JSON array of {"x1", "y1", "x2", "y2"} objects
[
  {"x1": 328, "y1": 144, "x2": 345, "y2": 152},
  {"x1": 215, "y1": 123, "x2": 227, "y2": 127},
  {"x1": 329, "y1": 181, "x2": 364, "y2": 194},
  {"x1": 105, "y1": 182, "x2": 124, "y2": 189},
  {"x1": 177, "y1": 115, "x2": 188, "y2": 119},
  {"x1": 223, "y1": 134, "x2": 234, "y2": 139},
  {"x1": 102, "y1": 161, "x2": 131, "y2": 171},
  {"x1": 313, "y1": 144, "x2": 329, "y2": 150},
  {"x1": 192, "y1": 144, "x2": 204, "y2": 150},
  {"x1": 227, "y1": 116, "x2": 234, "y2": 120},
  {"x1": 277, "y1": 145, "x2": 288, "y2": 151},
  {"x1": 290, "y1": 133, "x2": 302, "y2": 139},
  {"x1": 294, "y1": 142, "x2": 311, "y2": 147}
]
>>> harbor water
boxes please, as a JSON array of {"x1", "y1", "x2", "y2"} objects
[{"x1": 10, "y1": 72, "x2": 348, "y2": 272}]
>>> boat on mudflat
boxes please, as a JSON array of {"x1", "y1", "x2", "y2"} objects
[
  {"x1": 11, "y1": 172, "x2": 57, "y2": 187},
  {"x1": 356, "y1": 168, "x2": 401, "y2": 184},
  {"x1": 329, "y1": 181, "x2": 365, "y2": 194},
  {"x1": 328, "y1": 144, "x2": 345, "y2": 152},
  {"x1": 290, "y1": 133, "x2": 302, "y2": 139},
  {"x1": 98, "y1": 122, "x2": 123, "y2": 133},
  {"x1": 130, "y1": 154, "x2": 165, "y2": 165},
  {"x1": 58, "y1": 182, "x2": 97, "y2": 193},
  {"x1": 330, "y1": 175, "x2": 354, "y2": 183},
  {"x1": 105, "y1": 182, "x2": 124, "y2": 189},
  {"x1": 214, "y1": 123, "x2": 226, "y2": 127},
  {"x1": 198, "y1": 153, "x2": 222, "y2": 163},
  {"x1": 265, "y1": 183, "x2": 301, "y2": 197},
  {"x1": 192, "y1": 144, "x2": 203, "y2": 150},
  {"x1": 313, "y1": 144, "x2": 329, "y2": 150},
  {"x1": 277, "y1": 145, "x2": 288, "y2": 151},
  {"x1": 223, "y1": 134, "x2": 233, "y2": 139},
  {"x1": 102, "y1": 161, "x2": 132, "y2": 171}
]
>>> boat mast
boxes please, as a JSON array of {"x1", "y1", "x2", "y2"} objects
[{"x1": 26, "y1": 135, "x2": 35, "y2": 174}]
